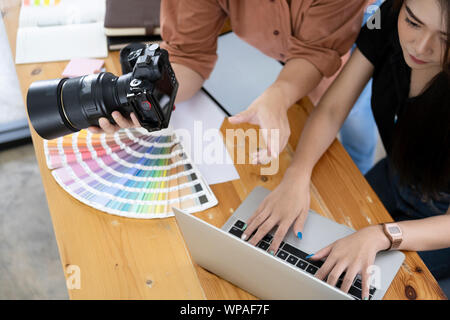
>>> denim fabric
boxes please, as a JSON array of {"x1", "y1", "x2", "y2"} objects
[
  {"x1": 365, "y1": 158, "x2": 450, "y2": 280},
  {"x1": 340, "y1": 80, "x2": 377, "y2": 175}
]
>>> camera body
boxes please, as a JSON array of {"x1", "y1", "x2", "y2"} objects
[
  {"x1": 26, "y1": 43, "x2": 178, "y2": 140},
  {"x1": 119, "y1": 43, "x2": 178, "y2": 132}
]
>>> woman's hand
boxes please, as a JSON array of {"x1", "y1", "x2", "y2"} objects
[
  {"x1": 87, "y1": 111, "x2": 141, "y2": 134},
  {"x1": 309, "y1": 225, "x2": 391, "y2": 300},
  {"x1": 241, "y1": 175, "x2": 311, "y2": 255}
]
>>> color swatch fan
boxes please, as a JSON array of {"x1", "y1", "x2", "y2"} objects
[{"x1": 43, "y1": 128, "x2": 218, "y2": 219}]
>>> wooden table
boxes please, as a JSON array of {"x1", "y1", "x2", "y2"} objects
[{"x1": 2, "y1": 1, "x2": 446, "y2": 300}]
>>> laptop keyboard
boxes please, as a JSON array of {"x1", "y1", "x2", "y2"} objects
[{"x1": 229, "y1": 220, "x2": 376, "y2": 300}]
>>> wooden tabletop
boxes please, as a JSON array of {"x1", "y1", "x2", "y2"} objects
[{"x1": 2, "y1": 1, "x2": 446, "y2": 300}]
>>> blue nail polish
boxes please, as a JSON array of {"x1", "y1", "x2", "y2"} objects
[
  {"x1": 269, "y1": 250, "x2": 274, "y2": 256},
  {"x1": 297, "y1": 232, "x2": 302, "y2": 239},
  {"x1": 306, "y1": 254, "x2": 314, "y2": 259},
  {"x1": 242, "y1": 224, "x2": 247, "y2": 231}
]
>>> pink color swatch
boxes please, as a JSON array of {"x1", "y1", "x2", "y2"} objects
[{"x1": 62, "y1": 58, "x2": 105, "y2": 78}]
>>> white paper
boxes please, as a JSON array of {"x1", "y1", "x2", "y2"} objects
[
  {"x1": 169, "y1": 91, "x2": 240, "y2": 185},
  {"x1": 16, "y1": 23, "x2": 107, "y2": 64}
]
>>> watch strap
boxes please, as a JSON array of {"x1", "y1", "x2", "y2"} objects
[{"x1": 382, "y1": 223, "x2": 403, "y2": 251}]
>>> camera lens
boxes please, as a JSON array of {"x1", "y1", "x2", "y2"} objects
[
  {"x1": 27, "y1": 72, "x2": 131, "y2": 140},
  {"x1": 26, "y1": 78, "x2": 75, "y2": 140}
]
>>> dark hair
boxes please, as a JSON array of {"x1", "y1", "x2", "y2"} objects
[{"x1": 391, "y1": 0, "x2": 450, "y2": 197}]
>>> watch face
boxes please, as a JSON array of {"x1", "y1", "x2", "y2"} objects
[{"x1": 388, "y1": 226, "x2": 401, "y2": 234}]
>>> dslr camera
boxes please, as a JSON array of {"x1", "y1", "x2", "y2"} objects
[{"x1": 27, "y1": 43, "x2": 178, "y2": 140}]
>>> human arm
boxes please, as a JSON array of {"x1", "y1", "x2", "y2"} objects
[
  {"x1": 229, "y1": 58, "x2": 322, "y2": 160},
  {"x1": 311, "y1": 206, "x2": 450, "y2": 300},
  {"x1": 395, "y1": 207, "x2": 450, "y2": 251},
  {"x1": 87, "y1": 63, "x2": 205, "y2": 134},
  {"x1": 229, "y1": 0, "x2": 367, "y2": 160},
  {"x1": 241, "y1": 48, "x2": 374, "y2": 256},
  {"x1": 88, "y1": 0, "x2": 225, "y2": 134}
]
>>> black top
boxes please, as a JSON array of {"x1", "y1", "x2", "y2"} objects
[
  {"x1": 356, "y1": 0, "x2": 450, "y2": 195},
  {"x1": 356, "y1": 0, "x2": 428, "y2": 155}
]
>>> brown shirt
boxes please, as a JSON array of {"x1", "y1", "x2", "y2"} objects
[{"x1": 160, "y1": 0, "x2": 367, "y2": 79}]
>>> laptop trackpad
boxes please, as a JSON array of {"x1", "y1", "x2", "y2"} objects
[
  {"x1": 222, "y1": 186, "x2": 355, "y2": 254},
  {"x1": 287, "y1": 211, "x2": 354, "y2": 254}
]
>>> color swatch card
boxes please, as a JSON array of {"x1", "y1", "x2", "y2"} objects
[
  {"x1": 62, "y1": 58, "x2": 105, "y2": 78},
  {"x1": 43, "y1": 128, "x2": 218, "y2": 219}
]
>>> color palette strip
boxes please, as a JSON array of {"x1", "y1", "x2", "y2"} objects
[
  {"x1": 44, "y1": 128, "x2": 218, "y2": 219},
  {"x1": 23, "y1": 0, "x2": 61, "y2": 6}
]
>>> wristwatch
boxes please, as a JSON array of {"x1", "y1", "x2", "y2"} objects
[{"x1": 382, "y1": 223, "x2": 403, "y2": 250}]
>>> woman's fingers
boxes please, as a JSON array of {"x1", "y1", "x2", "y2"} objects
[
  {"x1": 89, "y1": 113, "x2": 140, "y2": 135},
  {"x1": 237, "y1": 175, "x2": 310, "y2": 261},
  {"x1": 309, "y1": 244, "x2": 332, "y2": 262},
  {"x1": 268, "y1": 217, "x2": 296, "y2": 254},
  {"x1": 88, "y1": 126, "x2": 103, "y2": 134},
  {"x1": 112, "y1": 111, "x2": 134, "y2": 128},
  {"x1": 292, "y1": 209, "x2": 308, "y2": 239},
  {"x1": 241, "y1": 208, "x2": 271, "y2": 241},
  {"x1": 246, "y1": 198, "x2": 269, "y2": 227},
  {"x1": 251, "y1": 149, "x2": 272, "y2": 165},
  {"x1": 247, "y1": 216, "x2": 278, "y2": 247},
  {"x1": 361, "y1": 260, "x2": 375, "y2": 300},
  {"x1": 228, "y1": 108, "x2": 256, "y2": 125},
  {"x1": 340, "y1": 266, "x2": 360, "y2": 294},
  {"x1": 267, "y1": 125, "x2": 290, "y2": 159},
  {"x1": 314, "y1": 254, "x2": 336, "y2": 281},
  {"x1": 326, "y1": 262, "x2": 347, "y2": 287},
  {"x1": 130, "y1": 112, "x2": 141, "y2": 127}
]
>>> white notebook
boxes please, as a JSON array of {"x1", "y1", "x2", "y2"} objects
[{"x1": 15, "y1": 0, "x2": 107, "y2": 64}]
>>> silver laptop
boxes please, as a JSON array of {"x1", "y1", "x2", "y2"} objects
[{"x1": 173, "y1": 186, "x2": 405, "y2": 300}]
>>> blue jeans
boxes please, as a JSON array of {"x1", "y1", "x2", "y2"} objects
[
  {"x1": 365, "y1": 158, "x2": 450, "y2": 280},
  {"x1": 340, "y1": 80, "x2": 377, "y2": 175}
]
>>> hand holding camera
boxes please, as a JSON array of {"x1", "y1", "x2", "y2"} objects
[
  {"x1": 87, "y1": 111, "x2": 141, "y2": 134},
  {"x1": 27, "y1": 43, "x2": 178, "y2": 140}
]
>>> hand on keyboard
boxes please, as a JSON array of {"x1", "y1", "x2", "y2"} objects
[
  {"x1": 309, "y1": 225, "x2": 390, "y2": 300},
  {"x1": 229, "y1": 220, "x2": 378, "y2": 300},
  {"x1": 240, "y1": 175, "x2": 311, "y2": 255}
]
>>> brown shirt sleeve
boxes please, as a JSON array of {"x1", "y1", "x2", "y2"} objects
[
  {"x1": 288, "y1": 0, "x2": 367, "y2": 77},
  {"x1": 160, "y1": 0, "x2": 227, "y2": 80}
]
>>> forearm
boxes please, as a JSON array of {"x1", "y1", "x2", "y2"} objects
[
  {"x1": 227, "y1": 58, "x2": 324, "y2": 159},
  {"x1": 172, "y1": 63, "x2": 205, "y2": 103},
  {"x1": 173, "y1": 57, "x2": 323, "y2": 108},
  {"x1": 396, "y1": 210, "x2": 450, "y2": 251},
  {"x1": 282, "y1": 49, "x2": 373, "y2": 184},
  {"x1": 285, "y1": 97, "x2": 349, "y2": 183},
  {"x1": 365, "y1": 209, "x2": 450, "y2": 253},
  {"x1": 285, "y1": 69, "x2": 361, "y2": 182}
]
